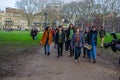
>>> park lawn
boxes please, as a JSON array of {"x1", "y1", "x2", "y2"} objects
[
  {"x1": 0, "y1": 31, "x2": 42, "y2": 47},
  {"x1": 0, "y1": 31, "x2": 42, "y2": 62},
  {"x1": 97, "y1": 33, "x2": 120, "y2": 46},
  {"x1": 0, "y1": 31, "x2": 120, "y2": 47}
]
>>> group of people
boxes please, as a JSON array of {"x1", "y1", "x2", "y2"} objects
[{"x1": 40, "y1": 24, "x2": 106, "y2": 63}]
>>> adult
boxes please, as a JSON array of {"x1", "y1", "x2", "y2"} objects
[
  {"x1": 55, "y1": 26, "x2": 65, "y2": 59},
  {"x1": 88, "y1": 26, "x2": 98, "y2": 63},
  {"x1": 83, "y1": 28, "x2": 90, "y2": 58},
  {"x1": 99, "y1": 26, "x2": 106, "y2": 47},
  {"x1": 66, "y1": 24, "x2": 75, "y2": 57},
  {"x1": 40, "y1": 26, "x2": 53, "y2": 56}
]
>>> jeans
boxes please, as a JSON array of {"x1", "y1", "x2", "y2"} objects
[
  {"x1": 57, "y1": 43, "x2": 63, "y2": 56},
  {"x1": 68, "y1": 40, "x2": 74, "y2": 56},
  {"x1": 75, "y1": 47, "x2": 81, "y2": 60},
  {"x1": 88, "y1": 45, "x2": 96, "y2": 60},
  {"x1": 44, "y1": 43, "x2": 50, "y2": 55}
]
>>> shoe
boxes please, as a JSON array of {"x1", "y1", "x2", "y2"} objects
[
  {"x1": 93, "y1": 60, "x2": 96, "y2": 63},
  {"x1": 69, "y1": 55, "x2": 73, "y2": 57},
  {"x1": 88, "y1": 59, "x2": 91, "y2": 62},
  {"x1": 47, "y1": 52, "x2": 50, "y2": 56},
  {"x1": 75, "y1": 60, "x2": 78, "y2": 63},
  {"x1": 57, "y1": 56, "x2": 60, "y2": 59},
  {"x1": 61, "y1": 54, "x2": 63, "y2": 57}
]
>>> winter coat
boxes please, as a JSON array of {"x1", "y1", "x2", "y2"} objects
[
  {"x1": 70, "y1": 32, "x2": 84, "y2": 49},
  {"x1": 88, "y1": 30, "x2": 98, "y2": 46},
  {"x1": 55, "y1": 31, "x2": 65, "y2": 44},
  {"x1": 40, "y1": 31, "x2": 53, "y2": 45}
]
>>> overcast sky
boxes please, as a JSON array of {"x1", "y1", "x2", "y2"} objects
[
  {"x1": 0, "y1": 0, "x2": 79, "y2": 11},
  {"x1": 0, "y1": 0, "x2": 18, "y2": 11}
]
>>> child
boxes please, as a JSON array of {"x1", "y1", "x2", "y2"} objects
[
  {"x1": 55, "y1": 26, "x2": 65, "y2": 59},
  {"x1": 70, "y1": 27, "x2": 84, "y2": 62}
]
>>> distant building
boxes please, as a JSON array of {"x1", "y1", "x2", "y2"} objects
[
  {"x1": 0, "y1": 8, "x2": 28, "y2": 30},
  {"x1": 6, "y1": 7, "x2": 23, "y2": 14}
]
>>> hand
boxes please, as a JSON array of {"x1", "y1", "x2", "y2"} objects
[{"x1": 39, "y1": 42, "x2": 42, "y2": 45}]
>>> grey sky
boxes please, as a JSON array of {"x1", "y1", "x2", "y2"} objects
[{"x1": 0, "y1": 0, "x2": 79, "y2": 11}]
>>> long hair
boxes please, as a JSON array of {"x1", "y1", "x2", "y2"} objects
[{"x1": 68, "y1": 23, "x2": 74, "y2": 30}]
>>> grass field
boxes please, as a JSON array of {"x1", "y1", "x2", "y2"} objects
[
  {"x1": 0, "y1": 31, "x2": 42, "y2": 47},
  {"x1": 97, "y1": 33, "x2": 120, "y2": 45},
  {"x1": 0, "y1": 31, "x2": 120, "y2": 47}
]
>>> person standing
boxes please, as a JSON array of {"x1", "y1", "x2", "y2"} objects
[
  {"x1": 67, "y1": 24, "x2": 74, "y2": 57},
  {"x1": 55, "y1": 26, "x2": 65, "y2": 59},
  {"x1": 99, "y1": 26, "x2": 106, "y2": 47},
  {"x1": 70, "y1": 27, "x2": 84, "y2": 62},
  {"x1": 88, "y1": 26, "x2": 98, "y2": 63},
  {"x1": 83, "y1": 28, "x2": 90, "y2": 58},
  {"x1": 40, "y1": 26, "x2": 53, "y2": 56}
]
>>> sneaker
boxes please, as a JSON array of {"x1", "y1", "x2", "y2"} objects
[{"x1": 75, "y1": 60, "x2": 78, "y2": 63}]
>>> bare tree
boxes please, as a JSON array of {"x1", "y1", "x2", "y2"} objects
[{"x1": 16, "y1": 0, "x2": 44, "y2": 28}]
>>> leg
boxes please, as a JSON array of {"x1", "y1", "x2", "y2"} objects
[
  {"x1": 65, "y1": 41, "x2": 67, "y2": 51},
  {"x1": 61, "y1": 43, "x2": 63, "y2": 56},
  {"x1": 83, "y1": 48, "x2": 86, "y2": 58},
  {"x1": 92, "y1": 45, "x2": 96, "y2": 63},
  {"x1": 44, "y1": 44, "x2": 47, "y2": 55},
  {"x1": 47, "y1": 44, "x2": 50, "y2": 56},
  {"x1": 75, "y1": 47, "x2": 79, "y2": 61},
  {"x1": 57, "y1": 43, "x2": 60, "y2": 58},
  {"x1": 101, "y1": 38, "x2": 104, "y2": 47},
  {"x1": 78, "y1": 47, "x2": 81, "y2": 57}
]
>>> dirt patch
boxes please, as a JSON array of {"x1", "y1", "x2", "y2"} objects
[
  {"x1": 0, "y1": 46, "x2": 40, "y2": 79},
  {"x1": 0, "y1": 45, "x2": 119, "y2": 80}
]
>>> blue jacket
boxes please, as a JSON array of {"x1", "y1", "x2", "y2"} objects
[
  {"x1": 70, "y1": 32, "x2": 84, "y2": 49},
  {"x1": 88, "y1": 30, "x2": 97, "y2": 45}
]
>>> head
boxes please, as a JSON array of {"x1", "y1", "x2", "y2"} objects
[
  {"x1": 85, "y1": 28, "x2": 89, "y2": 33},
  {"x1": 69, "y1": 24, "x2": 74, "y2": 29},
  {"x1": 75, "y1": 27, "x2": 80, "y2": 33},
  {"x1": 101, "y1": 26, "x2": 103, "y2": 30},
  {"x1": 58, "y1": 25, "x2": 62, "y2": 32},
  {"x1": 46, "y1": 26, "x2": 51, "y2": 31},
  {"x1": 92, "y1": 26, "x2": 96, "y2": 31}
]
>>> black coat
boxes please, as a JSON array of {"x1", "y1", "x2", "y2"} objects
[{"x1": 55, "y1": 31, "x2": 65, "y2": 44}]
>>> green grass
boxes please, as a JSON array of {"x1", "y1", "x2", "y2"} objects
[
  {"x1": 0, "y1": 31, "x2": 120, "y2": 47},
  {"x1": 0, "y1": 31, "x2": 42, "y2": 48},
  {"x1": 97, "y1": 33, "x2": 120, "y2": 45}
]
